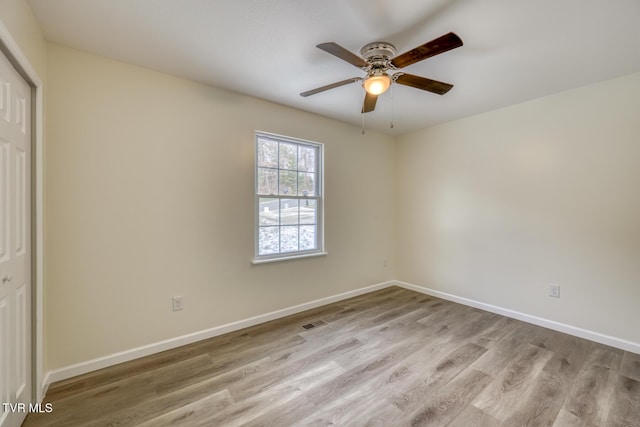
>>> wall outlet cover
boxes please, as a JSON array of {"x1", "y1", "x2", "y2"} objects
[{"x1": 172, "y1": 296, "x2": 184, "y2": 311}]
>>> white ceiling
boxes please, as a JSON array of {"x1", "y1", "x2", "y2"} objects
[{"x1": 28, "y1": 0, "x2": 640, "y2": 135}]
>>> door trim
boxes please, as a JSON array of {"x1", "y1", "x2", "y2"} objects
[{"x1": 0, "y1": 20, "x2": 44, "y2": 403}]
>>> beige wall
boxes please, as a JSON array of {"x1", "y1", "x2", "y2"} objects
[
  {"x1": 396, "y1": 72, "x2": 640, "y2": 344},
  {"x1": 46, "y1": 43, "x2": 396, "y2": 370},
  {"x1": 0, "y1": 0, "x2": 46, "y2": 77}
]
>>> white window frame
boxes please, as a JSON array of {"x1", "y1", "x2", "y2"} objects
[{"x1": 252, "y1": 131, "x2": 326, "y2": 264}]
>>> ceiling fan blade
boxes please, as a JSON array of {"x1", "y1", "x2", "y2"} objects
[
  {"x1": 391, "y1": 32, "x2": 463, "y2": 68},
  {"x1": 300, "y1": 77, "x2": 362, "y2": 97},
  {"x1": 394, "y1": 73, "x2": 453, "y2": 95},
  {"x1": 317, "y1": 42, "x2": 369, "y2": 68},
  {"x1": 362, "y1": 92, "x2": 378, "y2": 113}
]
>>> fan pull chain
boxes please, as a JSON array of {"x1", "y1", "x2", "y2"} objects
[
  {"x1": 361, "y1": 90, "x2": 366, "y2": 134},
  {"x1": 390, "y1": 85, "x2": 394, "y2": 129}
]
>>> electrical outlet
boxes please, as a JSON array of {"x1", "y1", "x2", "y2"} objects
[
  {"x1": 383, "y1": 259, "x2": 388, "y2": 268},
  {"x1": 172, "y1": 296, "x2": 184, "y2": 311},
  {"x1": 548, "y1": 284, "x2": 560, "y2": 298}
]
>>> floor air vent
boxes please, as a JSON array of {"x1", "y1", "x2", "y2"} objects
[{"x1": 302, "y1": 320, "x2": 326, "y2": 330}]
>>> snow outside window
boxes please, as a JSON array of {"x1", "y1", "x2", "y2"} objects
[{"x1": 254, "y1": 132, "x2": 324, "y2": 262}]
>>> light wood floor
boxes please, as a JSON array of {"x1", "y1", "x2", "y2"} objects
[{"x1": 24, "y1": 287, "x2": 640, "y2": 426}]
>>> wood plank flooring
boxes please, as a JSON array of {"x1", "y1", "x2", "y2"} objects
[{"x1": 24, "y1": 287, "x2": 640, "y2": 426}]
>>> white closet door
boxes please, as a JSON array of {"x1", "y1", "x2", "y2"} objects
[{"x1": 0, "y1": 49, "x2": 31, "y2": 427}]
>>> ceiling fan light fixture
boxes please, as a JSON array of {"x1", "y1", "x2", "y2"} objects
[
  {"x1": 302, "y1": 33, "x2": 462, "y2": 114},
  {"x1": 363, "y1": 73, "x2": 391, "y2": 95}
]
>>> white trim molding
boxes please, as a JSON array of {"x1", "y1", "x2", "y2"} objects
[
  {"x1": 0, "y1": 19, "x2": 45, "y2": 403},
  {"x1": 252, "y1": 251, "x2": 328, "y2": 265},
  {"x1": 43, "y1": 278, "x2": 640, "y2": 390},
  {"x1": 395, "y1": 281, "x2": 640, "y2": 355},
  {"x1": 45, "y1": 281, "x2": 395, "y2": 385}
]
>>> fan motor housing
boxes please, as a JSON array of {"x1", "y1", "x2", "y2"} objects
[{"x1": 359, "y1": 42, "x2": 397, "y2": 61}]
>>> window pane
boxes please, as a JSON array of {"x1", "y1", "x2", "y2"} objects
[
  {"x1": 300, "y1": 225, "x2": 317, "y2": 250},
  {"x1": 255, "y1": 133, "x2": 322, "y2": 259},
  {"x1": 298, "y1": 146, "x2": 316, "y2": 172},
  {"x1": 279, "y1": 142, "x2": 297, "y2": 170},
  {"x1": 259, "y1": 198, "x2": 279, "y2": 225},
  {"x1": 299, "y1": 200, "x2": 316, "y2": 225},
  {"x1": 298, "y1": 172, "x2": 316, "y2": 196},
  {"x1": 257, "y1": 138, "x2": 278, "y2": 168},
  {"x1": 280, "y1": 226, "x2": 299, "y2": 253},
  {"x1": 257, "y1": 168, "x2": 277, "y2": 195},
  {"x1": 258, "y1": 227, "x2": 279, "y2": 255},
  {"x1": 279, "y1": 170, "x2": 297, "y2": 195},
  {"x1": 280, "y1": 199, "x2": 299, "y2": 225}
]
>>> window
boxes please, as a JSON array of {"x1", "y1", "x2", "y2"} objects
[{"x1": 254, "y1": 132, "x2": 324, "y2": 263}]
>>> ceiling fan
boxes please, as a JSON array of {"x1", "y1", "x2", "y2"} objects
[{"x1": 300, "y1": 32, "x2": 463, "y2": 113}]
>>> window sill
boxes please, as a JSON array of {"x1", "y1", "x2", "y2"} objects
[{"x1": 251, "y1": 251, "x2": 328, "y2": 265}]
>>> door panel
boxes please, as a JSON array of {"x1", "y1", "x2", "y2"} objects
[
  {"x1": 15, "y1": 146, "x2": 26, "y2": 262},
  {"x1": 15, "y1": 283, "x2": 26, "y2": 398},
  {"x1": 0, "y1": 49, "x2": 31, "y2": 427},
  {"x1": 0, "y1": 295, "x2": 9, "y2": 426},
  {"x1": 0, "y1": 138, "x2": 7, "y2": 263}
]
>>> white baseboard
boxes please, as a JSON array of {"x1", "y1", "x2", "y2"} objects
[
  {"x1": 44, "y1": 280, "x2": 396, "y2": 387},
  {"x1": 43, "y1": 278, "x2": 640, "y2": 392},
  {"x1": 395, "y1": 280, "x2": 640, "y2": 355},
  {"x1": 40, "y1": 372, "x2": 51, "y2": 401}
]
